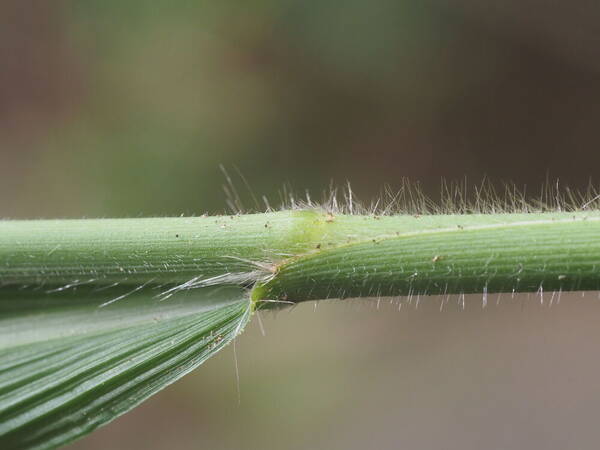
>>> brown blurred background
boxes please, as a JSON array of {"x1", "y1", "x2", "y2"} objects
[{"x1": 2, "y1": 1, "x2": 600, "y2": 449}]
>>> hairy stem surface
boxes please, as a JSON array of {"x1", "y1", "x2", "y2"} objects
[
  {"x1": 255, "y1": 213, "x2": 600, "y2": 302},
  {"x1": 2, "y1": 210, "x2": 600, "y2": 302}
]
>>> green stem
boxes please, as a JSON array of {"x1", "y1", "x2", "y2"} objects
[
  {"x1": 254, "y1": 211, "x2": 600, "y2": 302},
  {"x1": 2, "y1": 210, "x2": 600, "y2": 304},
  {"x1": 0, "y1": 211, "x2": 321, "y2": 287}
]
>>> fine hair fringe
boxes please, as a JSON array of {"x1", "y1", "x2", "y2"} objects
[{"x1": 220, "y1": 168, "x2": 600, "y2": 216}]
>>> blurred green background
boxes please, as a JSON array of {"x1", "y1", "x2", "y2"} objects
[{"x1": 2, "y1": 1, "x2": 600, "y2": 449}]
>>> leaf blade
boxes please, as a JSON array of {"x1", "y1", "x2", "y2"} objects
[{"x1": 0, "y1": 286, "x2": 252, "y2": 450}]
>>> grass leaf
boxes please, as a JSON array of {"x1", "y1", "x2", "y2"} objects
[
  {"x1": 4, "y1": 208, "x2": 600, "y2": 448},
  {"x1": 0, "y1": 285, "x2": 252, "y2": 449}
]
